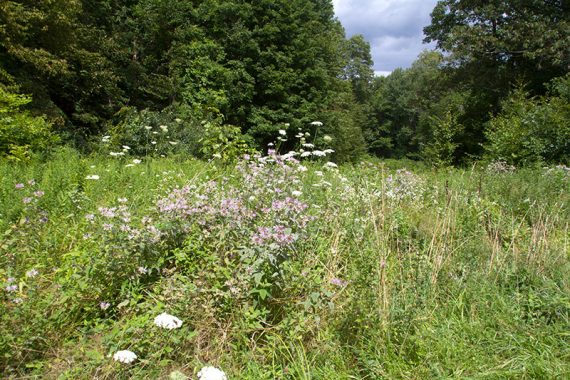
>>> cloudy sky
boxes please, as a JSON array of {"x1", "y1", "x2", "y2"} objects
[{"x1": 333, "y1": 0, "x2": 439, "y2": 76}]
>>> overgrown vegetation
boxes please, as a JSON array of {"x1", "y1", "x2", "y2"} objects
[
  {"x1": 1, "y1": 148, "x2": 569, "y2": 378},
  {"x1": 1, "y1": 0, "x2": 569, "y2": 378},
  {"x1": 1, "y1": 1, "x2": 567, "y2": 164}
]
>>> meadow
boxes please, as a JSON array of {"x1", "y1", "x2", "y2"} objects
[{"x1": 1, "y1": 148, "x2": 569, "y2": 379}]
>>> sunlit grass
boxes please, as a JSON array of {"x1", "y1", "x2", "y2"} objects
[{"x1": 1, "y1": 149, "x2": 568, "y2": 379}]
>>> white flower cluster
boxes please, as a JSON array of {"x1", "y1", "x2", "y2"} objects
[
  {"x1": 197, "y1": 366, "x2": 227, "y2": 380},
  {"x1": 153, "y1": 312, "x2": 183, "y2": 330},
  {"x1": 113, "y1": 350, "x2": 137, "y2": 364},
  {"x1": 486, "y1": 160, "x2": 516, "y2": 174}
]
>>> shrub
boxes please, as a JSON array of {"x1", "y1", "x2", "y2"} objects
[
  {"x1": 199, "y1": 116, "x2": 257, "y2": 162},
  {"x1": 484, "y1": 75, "x2": 570, "y2": 165},
  {"x1": 101, "y1": 104, "x2": 204, "y2": 157},
  {"x1": 0, "y1": 88, "x2": 59, "y2": 161}
]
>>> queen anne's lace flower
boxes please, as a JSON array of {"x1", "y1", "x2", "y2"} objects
[
  {"x1": 154, "y1": 312, "x2": 183, "y2": 329},
  {"x1": 113, "y1": 350, "x2": 137, "y2": 364},
  {"x1": 197, "y1": 366, "x2": 227, "y2": 380}
]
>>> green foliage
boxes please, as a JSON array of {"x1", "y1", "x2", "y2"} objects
[
  {"x1": 104, "y1": 105, "x2": 203, "y2": 157},
  {"x1": 419, "y1": 90, "x2": 467, "y2": 167},
  {"x1": 421, "y1": 111, "x2": 462, "y2": 167},
  {"x1": 0, "y1": 88, "x2": 58, "y2": 161},
  {"x1": 366, "y1": 51, "x2": 451, "y2": 159},
  {"x1": 199, "y1": 117, "x2": 257, "y2": 163},
  {"x1": 1, "y1": 155, "x2": 570, "y2": 377},
  {"x1": 485, "y1": 76, "x2": 570, "y2": 165},
  {"x1": 424, "y1": 0, "x2": 569, "y2": 90},
  {"x1": 0, "y1": 0, "x2": 371, "y2": 159}
]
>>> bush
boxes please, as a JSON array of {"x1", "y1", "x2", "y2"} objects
[
  {"x1": 0, "y1": 88, "x2": 59, "y2": 161},
  {"x1": 101, "y1": 104, "x2": 204, "y2": 157},
  {"x1": 484, "y1": 75, "x2": 570, "y2": 165}
]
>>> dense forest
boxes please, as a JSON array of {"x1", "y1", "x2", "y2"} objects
[{"x1": 1, "y1": 0, "x2": 569, "y2": 165}]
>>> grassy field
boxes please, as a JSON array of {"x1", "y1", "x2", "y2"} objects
[{"x1": 1, "y1": 148, "x2": 569, "y2": 379}]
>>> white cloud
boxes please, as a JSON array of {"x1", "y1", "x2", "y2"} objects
[
  {"x1": 374, "y1": 70, "x2": 392, "y2": 77},
  {"x1": 334, "y1": 0, "x2": 439, "y2": 72}
]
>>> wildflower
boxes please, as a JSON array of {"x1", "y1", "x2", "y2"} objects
[
  {"x1": 312, "y1": 150, "x2": 326, "y2": 157},
  {"x1": 5, "y1": 285, "x2": 17, "y2": 292},
  {"x1": 302, "y1": 143, "x2": 315, "y2": 148},
  {"x1": 175, "y1": 118, "x2": 182, "y2": 123},
  {"x1": 315, "y1": 171, "x2": 323, "y2": 177},
  {"x1": 151, "y1": 141, "x2": 157, "y2": 145},
  {"x1": 28, "y1": 179, "x2": 36, "y2": 185},
  {"x1": 169, "y1": 141, "x2": 178, "y2": 145},
  {"x1": 125, "y1": 164, "x2": 134, "y2": 167},
  {"x1": 25, "y1": 269, "x2": 39, "y2": 278},
  {"x1": 109, "y1": 152, "x2": 125, "y2": 157},
  {"x1": 118, "y1": 198, "x2": 128, "y2": 203},
  {"x1": 144, "y1": 126, "x2": 153, "y2": 130},
  {"x1": 197, "y1": 366, "x2": 227, "y2": 380},
  {"x1": 159, "y1": 125, "x2": 169, "y2": 132},
  {"x1": 33, "y1": 191, "x2": 44, "y2": 197},
  {"x1": 330, "y1": 278, "x2": 348, "y2": 287},
  {"x1": 324, "y1": 162, "x2": 338, "y2": 169},
  {"x1": 297, "y1": 165, "x2": 308, "y2": 172},
  {"x1": 324, "y1": 149, "x2": 335, "y2": 154},
  {"x1": 154, "y1": 312, "x2": 183, "y2": 330},
  {"x1": 23, "y1": 197, "x2": 33, "y2": 204},
  {"x1": 213, "y1": 153, "x2": 222, "y2": 159},
  {"x1": 310, "y1": 121, "x2": 323, "y2": 127},
  {"x1": 300, "y1": 152, "x2": 312, "y2": 157},
  {"x1": 86, "y1": 175, "x2": 100, "y2": 180},
  {"x1": 15, "y1": 183, "x2": 24, "y2": 189},
  {"x1": 137, "y1": 267, "x2": 148, "y2": 274},
  {"x1": 323, "y1": 135, "x2": 332, "y2": 142},
  {"x1": 133, "y1": 159, "x2": 142, "y2": 164},
  {"x1": 13, "y1": 297, "x2": 23, "y2": 304},
  {"x1": 292, "y1": 190, "x2": 302, "y2": 197},
  {"x1": 100, "y1": 302, "x2": 111, "y2": 310},
  {"x1": 113, "y1": 350, "x2": 137, "y2": 364},
  {"x1": 279, "y1": 129, "x2": 287, "y2": 136},
  {"x1": 122, "y1": 145, "x2": 131, "y2": 150},
  {"x1": 7, "y1": 277, "x2": 15, "y2": 283},
  {"x1": 296, "y1": 133, "x2": 304, "y2": 138}
]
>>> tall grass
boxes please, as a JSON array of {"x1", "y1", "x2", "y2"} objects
[{"x1": 1, "y1": 150, "x2": 568, "y2": 379}]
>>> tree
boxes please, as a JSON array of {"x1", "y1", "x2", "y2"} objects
[
  {"x1": 343, "y1": 34, "x2": 374, "y2": 104},
  {"x1": 424, "y1": 0, "x2": 570, "y2": 92}
]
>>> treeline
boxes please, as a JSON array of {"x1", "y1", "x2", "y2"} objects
[
  {"x1": 1, "y1": 0, "x2": 569, "y2": 165},
  {"x1": 364, "y1": 0, "x2": 570, "y2": 166}
]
